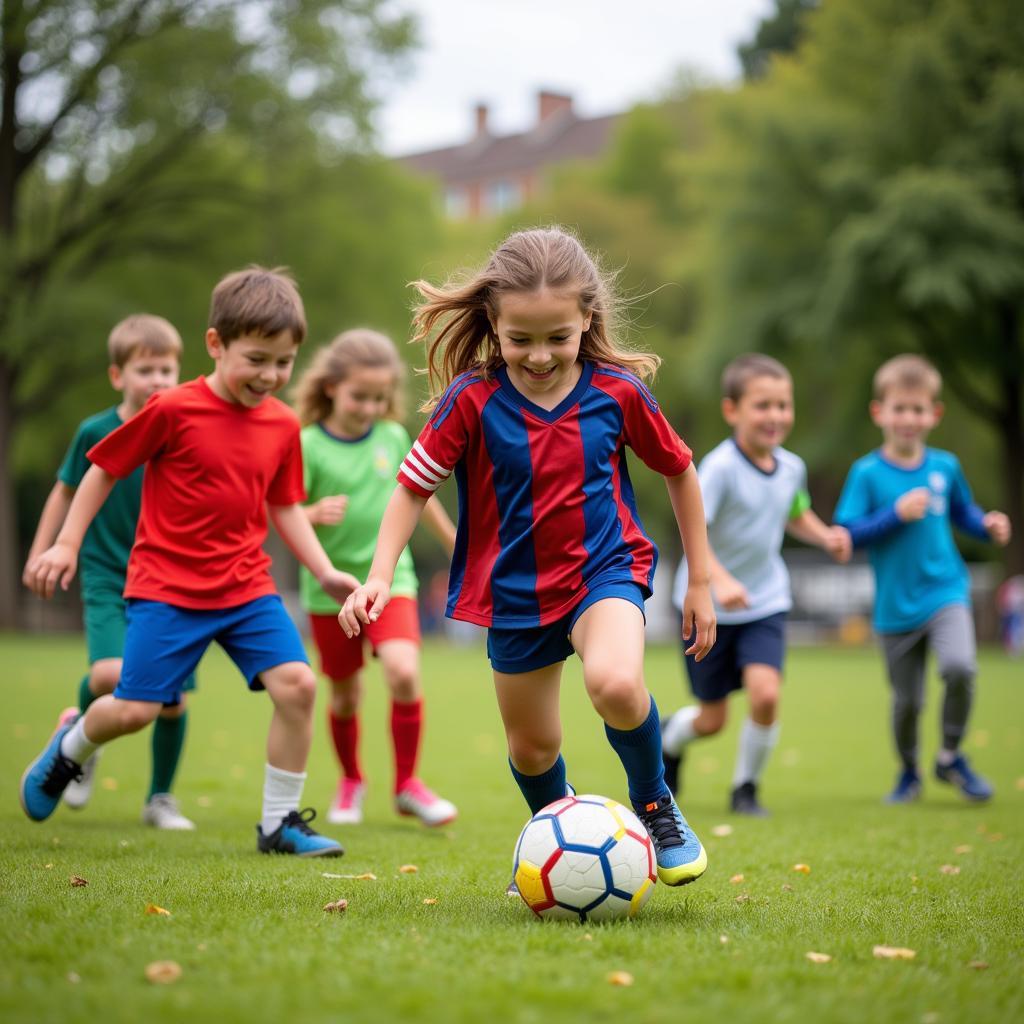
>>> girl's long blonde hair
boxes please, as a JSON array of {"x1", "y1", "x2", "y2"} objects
[
  {"x1": 293, "y1": 328, "x2": 405, "y2": 426},
  {"x1": 411, "y1": 227, "x2": 660, "y2": 410}
]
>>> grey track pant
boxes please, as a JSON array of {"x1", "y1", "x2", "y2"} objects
[{"x1": 879, "y1": 604, "x2": 977, "y2": 770}]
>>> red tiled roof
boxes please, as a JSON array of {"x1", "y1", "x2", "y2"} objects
[{"x1": 399, "y1": 111, "x2": 620, "y2": 185}]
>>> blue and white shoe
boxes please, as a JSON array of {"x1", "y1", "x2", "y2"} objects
[
  {"x1": 20, "y1": 714, "x2": 83, "y2": 822},
  {"x1": 935, "y1": 754, "x2": 993, "y2": 802},
  {"x1": 634, "y1": 793, "x2": 707, "y2": 886},
  {"x1": 257, "y1": 808, "x2": 344, "y2": 857},
  {"x1": 885, "y1": 767, "x2": 922, "y2": 804}
]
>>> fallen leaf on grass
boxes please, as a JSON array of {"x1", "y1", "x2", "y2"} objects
[
  {"x1": 144, "y1": 904, "x2": 171, "y2": 916},
  {"x1": 792, "y1": 864, "x2": 811, "y2": 874},
  {"x1": 322, "y1": 872, "x2": 377, "y2": 880},
  {"x1": 44, "y1": 863, "x2": 53, "y2": 869},
  {"x1": 805, "y1": 952, "x2": 832, "y2": 964},
  {"x1": 323, "y1": 900, "x2": 348, "y2": 913},
  {"x1": 781, "y1": 884, "x2": 794, "y2": 892},
  {"x1": 735, "y1": 893, "x2": 750, "y2": 904},
  {"x1": 607, "y1": 971, "x2": 634, "y2": 987},
  {"x1": 399, "y1": 864, "x2": 418, "y2": 874},
  {"x1": 1016, "y1": 777, "x2": 1024, "y2": 791},
  {"x1": 987, "y1": 833, "x2": 1004, "y2": 842},
  {"x1": 144, "y1": 961, "x2": 182, "y2": 984},
  {"x1": 100, "y1": 777, "x2": 118, "y2": 791},
  {"x1": 953, "y1": 845, "x2": 971, "y2": 855},
  {"x1": 70, "y1": 876, "x2": 88, "y2": 887},
  {"x1": 939, "y1": 864, "x2": 961, "y2": 876},
  {"x1": 196, "y1": 796, "x2": 213, "y2": 808},
  {"x1": 580, "y1": 933, "x2": 593, "y2": 942},
  {"x1": 873, "y1": 945, "x2": 916, "y2": 960},
  {"x1": 711, "y1": 824, "x2": 733, "y2": 838},
  {"x1": 719, "y1": 934, "x2": 729, "y2": 945},
  {"x1": 968, "y1": 960, "x2": 989, "y2": 970},
  {"x1": 422, "y1": 898, "x2": 438, "y2": 905},
  {"x1": 729, "y1": 874, "x2": 745, "y2": 884}
]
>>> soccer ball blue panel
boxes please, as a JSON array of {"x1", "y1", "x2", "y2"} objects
[{"x1": 512, "y1": 794, "x2": 656, "y2": 922}]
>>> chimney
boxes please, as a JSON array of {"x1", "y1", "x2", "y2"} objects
[
  {"x1": 537, "y1": 91, "x2": 573, "y2": 124},
  {"x1": 474, "y1": 102, "x2": 490, "y2": 137}
]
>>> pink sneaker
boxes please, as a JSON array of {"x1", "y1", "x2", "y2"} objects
[
  {"x1": 327, "y1": 778, "x2": 365, "y2": 825},
  {"x1": 395, "y1": 778, "x2": 457, "y2": 827}
]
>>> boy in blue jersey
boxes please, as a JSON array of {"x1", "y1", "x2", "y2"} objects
[
  {"x1": 835, "y1": 355, "x2": 1011, "y2": 803},
  {"x1": 23, "y1": 315, "x2": 197, "y2": 829}
]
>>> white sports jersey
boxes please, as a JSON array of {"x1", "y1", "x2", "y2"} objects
[{"x1": 673, "y1": 438, "x2": 807, "y2": 624}]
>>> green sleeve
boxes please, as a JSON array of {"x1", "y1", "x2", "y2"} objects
[{"x1": 788, "y1": 489, "x2": 811, "y2": 519}]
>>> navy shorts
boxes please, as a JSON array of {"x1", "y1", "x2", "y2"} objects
[
  {"x1": 116, "y1": 595, "x2": 309, "y2": 705},
  {"x1": 684, "y1": 611, "x2": 786, "y2": 702},
  {"x1": 487, "y1": 582, "x2": 646, "y2": 675}
]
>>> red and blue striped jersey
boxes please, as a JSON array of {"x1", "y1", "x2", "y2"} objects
[{"x1": 397, "y1": 361, "x2": 692, "y2": 628}]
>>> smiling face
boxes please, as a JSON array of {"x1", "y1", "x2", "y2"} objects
[
  {"x1": 110, "y1": 349, "x2": 180, "y2": 416},
  {"x1": 871, "y1": 385, "x2": 941, "y2": 461},
  {"x1": 325, "y1": 364, "x2": 395, "y2": 438},
  {"x1": 205, "y1": 328, "x2": 299, "y2": 408},
  {"x1": 491, "y1": 288, "x2": 590, "y2": 409},
  {"x1": 723, "y1": 373, "x2": 795, "y2": 461}
]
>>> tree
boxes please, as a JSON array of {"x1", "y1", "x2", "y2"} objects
[
  {"x1": 699, "y1": 0, "x2": 1024, "y2": 571},
  {"x1": 737, "y1": 0, "x2": 818, "y2": 81},
  {"x1": 0, "y1": 0, "x2": 415, "y2": 625}
]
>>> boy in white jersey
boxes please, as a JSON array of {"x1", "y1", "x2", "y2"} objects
[{"x1": 662, "y1": 354, "x2": 852, "y2": 815}]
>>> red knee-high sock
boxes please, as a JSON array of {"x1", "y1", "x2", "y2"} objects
[
  {"x1": 328, "y1": 710, "x2": 363, "y2": 782},
  {"x1": 391, "y1": 699, "x2": 423, "y2": 793}
]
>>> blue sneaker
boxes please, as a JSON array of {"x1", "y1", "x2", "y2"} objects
[
  {"x1": 20, "y1": 715, "x2": 83, "y2": 822},
  {"x1": 885, "y1": 768, "x2": 922, "y2": 804},
  {"x1": 935, "y1": 754, "x2": 993, "y2": 802},
  {"x1": 633, "y1": 793, "x2": 707, "y2": 886},
  {"x1": 257, "y1": 808, "x2": 344, "y2": 857}
]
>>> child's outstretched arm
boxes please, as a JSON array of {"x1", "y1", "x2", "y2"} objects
[
  {"x1": 786, "y1": 508, "x2": 852, "y2": 563},
  {"x1": 23, "y1": 482, "x2": 75, "y2": 587},
  {"x1": 26, "y1": 464, "x2": 117, "y2": 598},
  {"x1": 421, "y1": 495, "x2": 457, "y2": 557},
  {"x1": 269, "y1": 503, "x2": 360, "y2": 604},
  {"x1": 665, "y1": 464, "x2": 716, "y2": 661},
  {"x1": 340, "y1": 485, "x2": 427, "y2": 637}
]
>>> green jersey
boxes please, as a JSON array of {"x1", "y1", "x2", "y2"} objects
[
  {"x1": 57, "y1": 406, "x2": 141, "y2": 600},
  {"x1": 299, "y1": 420, "x2": 418, "y2": 613}
]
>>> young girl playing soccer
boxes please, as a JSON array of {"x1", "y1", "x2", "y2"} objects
[
  {"x1": 339, "y1": 228, "x2": 716, "y2": 886},
  {"x1": 294, "y1": 329, "x2": 459, "y2": 827}
]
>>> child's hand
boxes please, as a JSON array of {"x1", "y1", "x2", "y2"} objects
[
  {"x1": 310, "y1": 494, "x2": 348, "y2": 526},
  {"x1": 26, "y1": 542, "x2": 78, "y2": 599},
  {"x1": 825, "y1": 525, "x2": 853, "y2": 563},
  {"x1": 682, "y1": 582, "x2": 716, "y2": 662},
  {"x1": 895, "y1": 487, "x2": 931, "y2": 522},
  {"x1": 339, "y1": 579, "x2": 391, "y2": 637},
  {"x1": 983, "y1": 511, "x2": 1011, "y2": 546},
  {"x1": 712, "y1": 574, "x2": 750, "y2": 611},
  {"x1": 319, "y1": 569, "x2": 360, "y2": 605}
]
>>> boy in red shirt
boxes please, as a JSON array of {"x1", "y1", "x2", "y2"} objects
[{"x1": 21, "y1": 267, "x2": 357, "y2": 857}]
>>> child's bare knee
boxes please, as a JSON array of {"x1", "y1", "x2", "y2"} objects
[
  {"x1": 118, "y1": 701, "x2": 160, "y2": 733},
  {"x1": 508, "y1": 737, "x2": 560, "y2": 775}
]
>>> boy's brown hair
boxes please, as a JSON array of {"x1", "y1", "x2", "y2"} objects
[
  {"x1": 209, "y1": 266, "x2": 307, "y2": 346},
  {"x1": 872, "y1": 354, "x2": 942, "y2": 401},
  {"x1": 108, "y1": 314, "x2": 183, "y2": 368},
  {"x1": 721, "y1": 353, "x2": 791, "y2": 402}
]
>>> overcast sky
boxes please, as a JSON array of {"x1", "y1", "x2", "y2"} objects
[{"x1": 371, "y1": 0, "x2": 775, "y2": 155}]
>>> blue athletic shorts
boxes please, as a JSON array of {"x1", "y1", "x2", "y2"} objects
[
  {"x1": 486, "y1": 582, "x2": 646, "y2": 675},
  {"x1": 115, "y1": 595, "x2": 308, "y2": 705},
  {"x1": 683, "y1": 611, "x2": 786, "y2": 702}
]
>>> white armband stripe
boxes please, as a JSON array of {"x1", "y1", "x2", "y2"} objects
[
  {"x1": 412, "y1": 441, "x2": 449, "y2": 478},
  {"x1": 400, "y1": 462, "x2": 440, "y2": 493}
]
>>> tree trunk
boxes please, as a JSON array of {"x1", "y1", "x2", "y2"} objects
[{"x1": 0, "y1": 358, "x2": 20, "y2": 627}]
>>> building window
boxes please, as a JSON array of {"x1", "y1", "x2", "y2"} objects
[
  {"x1": 445, "y1": 187, "x2": 469, "y2": 219},
  {"x1": 485, "y1": 179, "x2": 521, "y2": 215}
]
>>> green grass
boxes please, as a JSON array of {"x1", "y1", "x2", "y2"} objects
[{"x1": 1, "y1": 634, "x2": 1021, "y2": 1024}]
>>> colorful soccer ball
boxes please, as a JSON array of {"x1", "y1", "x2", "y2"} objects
[{"x1": 512, "y1": 794, "x2": 657, "y2": 922}]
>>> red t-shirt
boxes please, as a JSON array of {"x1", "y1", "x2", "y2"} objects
[{"x1": 87, "y1": 376, "x2": 305, "y2": 609}]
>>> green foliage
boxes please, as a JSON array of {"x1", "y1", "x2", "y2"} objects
[{"x1": 2, "y1": 637, "x2": 1023, "y2": 1023}]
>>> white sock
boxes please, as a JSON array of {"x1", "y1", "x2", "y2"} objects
[
  {"x1": 662, "y1": 705, "x2": 701, "y2": 755},
  {"x1": 732, "y1": 718, "x2": 780, "y2": 787},
  {"x1": 261, "y1": 763, "x2": 306, "y2": 834},
  {"x1": 60, "y1": 718, "x2": 100, "y2": 765},
  {"x1": 936, "y1": 748, "x2": 957, "y2": 766}
]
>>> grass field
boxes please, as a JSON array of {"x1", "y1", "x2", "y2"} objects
[{"x1": 2, "y1": 633, "x2": 1021, "y2": 1024}]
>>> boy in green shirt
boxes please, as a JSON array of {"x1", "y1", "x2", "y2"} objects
[{"x1": 23, "y1": 314, "x2": 196, "y2": 829}]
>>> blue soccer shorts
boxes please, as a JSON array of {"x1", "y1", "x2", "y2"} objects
[
  {"x1": 115, "y1": 595, "x2": 308, "y2": 705},
  {"x1": 486, "y1": 581, "x2": 646, "y2": 675},
  {"x1": 683, "y1": 611, "x2": 787, "y2": 702}
]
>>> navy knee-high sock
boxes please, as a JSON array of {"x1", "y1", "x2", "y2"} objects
[
  {"x1": 605, "y1": 696, "x2": 669, "y2": 809},
  {"x1": 509, "y1": 755, "x2": 567, "y2": 815}
]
